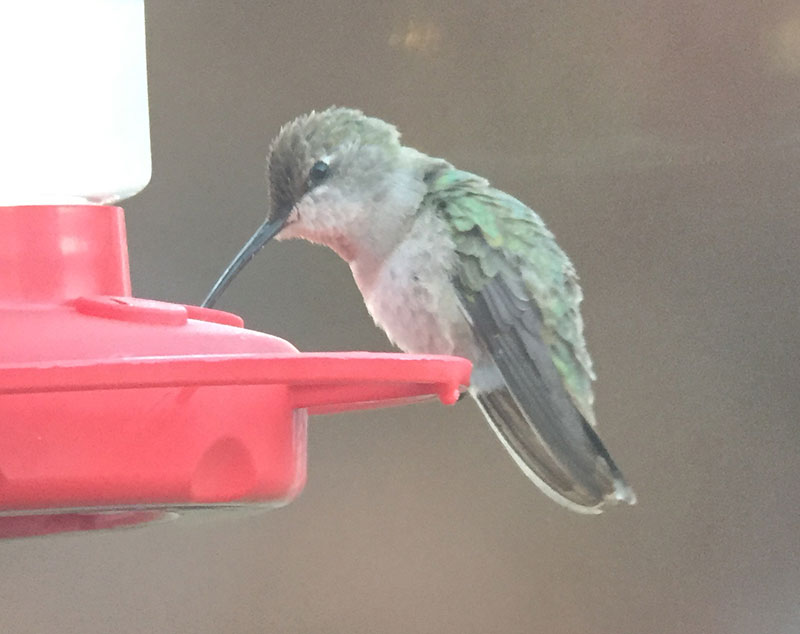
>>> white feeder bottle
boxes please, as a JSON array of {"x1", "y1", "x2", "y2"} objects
[{"x1": 0, "y1": 0, "x2": 151, "y2": 204}]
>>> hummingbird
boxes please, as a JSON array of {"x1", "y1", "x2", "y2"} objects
[{"x1": 203, "y1": 107, "x2": 635, "y2": 513}]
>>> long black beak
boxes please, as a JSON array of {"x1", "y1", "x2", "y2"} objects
[{"x1": 201, "y1": 217, "x2": 286, "y2": 308}]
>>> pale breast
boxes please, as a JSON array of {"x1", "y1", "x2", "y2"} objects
[{"x1": 350, "y1": 213, "x2": 479, "y2": 358}]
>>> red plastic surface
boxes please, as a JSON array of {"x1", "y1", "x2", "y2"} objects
[{"x1": 0, "y1": 206, "x2": 471, "y2": 538}]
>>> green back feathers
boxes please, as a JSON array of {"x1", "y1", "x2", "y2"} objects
[{"x1": 425, "y1": 167, "x2": 597, "y2": 422}]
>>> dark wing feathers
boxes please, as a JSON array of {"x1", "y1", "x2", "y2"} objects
[
  {"x1": 427, "y1": 167, "x2": 634, "y2": 510},
  {"x1": 467, "y1": 272, "x2": 623, "y2": 507}
]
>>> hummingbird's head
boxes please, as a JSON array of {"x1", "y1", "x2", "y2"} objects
[
  {"x1": 265, "y1": 107, "x2": 424, "y2": 253},
  {"x1": 201, "y1": 107, "x2": 433, "y2": 308}
]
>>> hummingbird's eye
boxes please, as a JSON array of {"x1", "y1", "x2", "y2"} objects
[{"x1": 308, "y1": 160, "x2": 330, "y2": 186}]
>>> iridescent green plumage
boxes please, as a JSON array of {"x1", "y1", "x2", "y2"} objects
[{"x1": 425, "y1": 167, "x2": 596, "y2": 424}]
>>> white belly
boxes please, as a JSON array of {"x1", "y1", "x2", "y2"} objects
[{"x1": 349, "y1": 217, "x2": 479, "y2": 359}]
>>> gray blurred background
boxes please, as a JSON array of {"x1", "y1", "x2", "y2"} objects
[{"x1": 2, "y1": 1, "x2": 799, "y2": 632}]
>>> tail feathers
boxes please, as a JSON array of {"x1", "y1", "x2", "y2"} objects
[{"x1": 475, "y1": 387, "x2": 635, "y2": 513}]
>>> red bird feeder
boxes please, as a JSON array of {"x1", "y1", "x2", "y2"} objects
[
  {"x1": 0, "y1": 2, "x2": 470, "y2": 538},
  {"x1": 0, "y1": 205, "x2": 471, "y2": 538}
]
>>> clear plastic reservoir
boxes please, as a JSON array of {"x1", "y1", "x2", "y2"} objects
[{"x1": 0, "y1": 0, "x2": 151, "y2": 204}]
